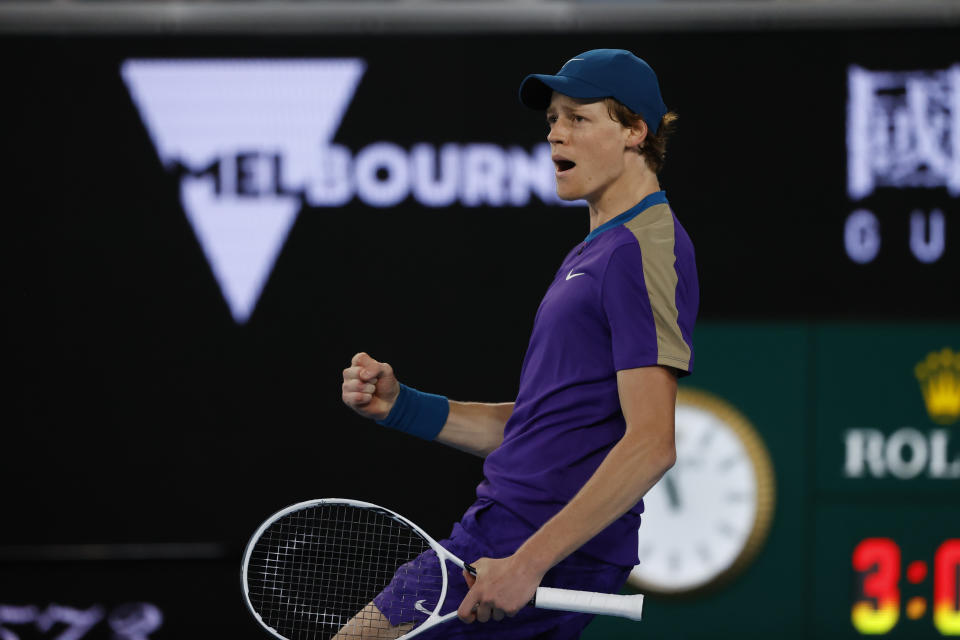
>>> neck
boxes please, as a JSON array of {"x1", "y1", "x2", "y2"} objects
[{"x1": 587, "y1": 162, "x2": 661, "y2": 232}]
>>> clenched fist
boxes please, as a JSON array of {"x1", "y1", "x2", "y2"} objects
[{"x1": 341, "y1": 352, "x2": 400, "y2": 421}]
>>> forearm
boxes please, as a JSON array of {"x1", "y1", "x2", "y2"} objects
[
  {"x1": 435, "y1": 401, "x2": 514, "y2": 458},
  {"x1": 515, "y1": 429, "x2": 675, "y2": 574}
]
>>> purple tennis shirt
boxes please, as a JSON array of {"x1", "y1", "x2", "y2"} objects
[{"x1": 467, "y1": 190, "x2": 698, "y2": 567}]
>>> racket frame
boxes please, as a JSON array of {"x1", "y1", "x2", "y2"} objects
[
  {"x1": 242, "y1": 498, "x2": 644, "y2": 639},
  {"x1": 241, "y1": 498, "x2": 467, "y2": 640}
]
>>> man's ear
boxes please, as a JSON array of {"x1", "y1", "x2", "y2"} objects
[{"x1": 625, "y1": 119, "x2": 648, "y2": 150}]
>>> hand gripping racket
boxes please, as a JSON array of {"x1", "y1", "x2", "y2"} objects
[{"x1": 242, "y1": 499, "x2": 644, "y2": 639}]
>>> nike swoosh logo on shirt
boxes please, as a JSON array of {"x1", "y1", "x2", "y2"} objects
[{"x1": 566, "y1": 269, "x2": 586, "y2": 280}]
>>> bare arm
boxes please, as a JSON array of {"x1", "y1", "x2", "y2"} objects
[
  {"x1": 436, "y1": 401, "x2": 513, "y2": 457},
  {"x1": 457, "y1": 365, "x2": 677, "y2": 622},
  {"x1": 342, "y1": 352, "x2": 512, "y2": 457}
]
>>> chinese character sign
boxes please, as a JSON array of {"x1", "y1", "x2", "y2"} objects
[{"x1": 848, "y1": 65, "x2": 960, "y2": 199}]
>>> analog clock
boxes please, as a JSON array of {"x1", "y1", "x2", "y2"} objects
[{"x1": 628, "y1": 388, "x2": 776, "y2": 595}]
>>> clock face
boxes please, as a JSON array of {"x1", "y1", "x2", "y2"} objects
[{"x1": 628, "y1": 388, "x2": 775, "y2": 595}]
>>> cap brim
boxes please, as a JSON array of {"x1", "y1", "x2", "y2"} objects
[{"x1": 518, "y1": 74, "x2": 612, "y2": 110}]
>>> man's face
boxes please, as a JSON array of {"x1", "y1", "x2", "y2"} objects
[{"x1": 546, "y1": 92, "x2": 633, "y2": 202}]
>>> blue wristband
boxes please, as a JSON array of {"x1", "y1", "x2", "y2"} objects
[{"x1": 376, "y1": 383, "x2": 449, "y2": 441}]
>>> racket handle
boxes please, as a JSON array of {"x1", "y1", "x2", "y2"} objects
[{"x1": 533, "y1": 587, "x2": 644, "y2": 621}]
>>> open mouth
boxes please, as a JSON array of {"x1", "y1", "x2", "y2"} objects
[{"x1": 555, "y1": 159, "x2": 576, "y2": 173}]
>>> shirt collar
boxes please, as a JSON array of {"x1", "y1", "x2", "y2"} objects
[{"x1": 583, "y1": 190, "x2": 668, "y2": 243}]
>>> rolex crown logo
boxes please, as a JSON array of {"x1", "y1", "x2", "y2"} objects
[{"x1": 914, "y1": 347, "x2": 960, "y2": 425}]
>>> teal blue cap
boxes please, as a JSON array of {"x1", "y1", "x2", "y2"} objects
[{"x1": 519, "y1": 49, "x2": 667, "y2": 134}]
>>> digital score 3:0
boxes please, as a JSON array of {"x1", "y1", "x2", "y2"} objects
[{"x1": 853, "y1": 538, "x2": 960, "y2": 635}]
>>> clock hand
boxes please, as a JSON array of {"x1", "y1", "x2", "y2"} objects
[{"x1": 664, "y1": 473, "x2": 681, "y2": 510}]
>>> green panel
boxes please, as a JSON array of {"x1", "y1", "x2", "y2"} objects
[
  {"x1": 584, "y1": 323, "x2": 809, "y2": 640},
  {"x1": 812, "y1": 503, "x2": 960, "y2": 639},
  {"x1": 582, "y1": 323, "x2": 960, "y2": 639},
  {"x1": 810, "y1": 325, "x2": 960, "y2": 639},
  {"x1": 813, "y1": 325, "x2": 960, "y2": 496}
]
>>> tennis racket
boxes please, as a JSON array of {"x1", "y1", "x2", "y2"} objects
[{"x1": 242, "y1": 499, "x2": 644, "y2": 639}]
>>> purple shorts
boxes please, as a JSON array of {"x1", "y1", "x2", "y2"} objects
[{"x1": 373, "y1": 501, "x2": 633, "y2": 639}]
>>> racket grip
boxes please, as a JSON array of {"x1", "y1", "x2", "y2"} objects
[{"x1": 533, "y1": 587, "x2": 644, "y2": 621}]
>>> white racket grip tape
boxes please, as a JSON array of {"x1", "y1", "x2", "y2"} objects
[{"x1": 533, "y1": 587, "x2": 644, "y2": 621}]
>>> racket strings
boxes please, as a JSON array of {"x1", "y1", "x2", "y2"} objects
[{"x1": 246, "y1": 504, "x2": 436, "y2": 639}]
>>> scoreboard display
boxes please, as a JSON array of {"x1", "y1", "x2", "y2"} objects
[
  {"x1": 851, "y1": 536, "x2": 958, "y2": 634},
  {"x1": 1, "y1": 23, "x2": 958, "y2": 640}
]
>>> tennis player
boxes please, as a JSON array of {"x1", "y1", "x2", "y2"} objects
[{"x1": 341, "y1": 48, "x2": 698, "y2": 639}]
